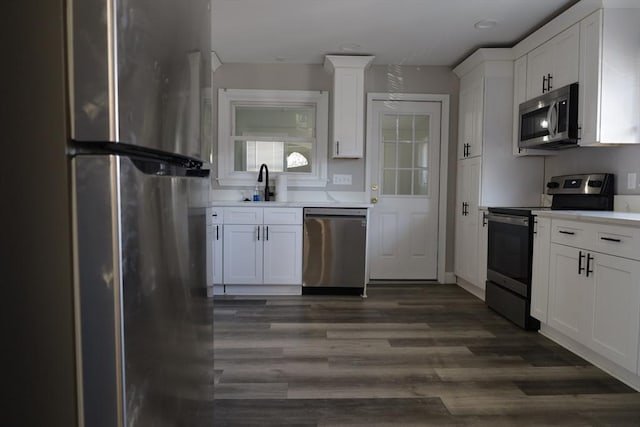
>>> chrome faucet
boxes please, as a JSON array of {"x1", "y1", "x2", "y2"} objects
[{"x1": 258, "y1": 163, "x2": 270, "y2": 201}]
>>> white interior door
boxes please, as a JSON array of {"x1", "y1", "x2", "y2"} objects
[{"x1": 369, "y1": 100, "x2": 441, "y2": 280}]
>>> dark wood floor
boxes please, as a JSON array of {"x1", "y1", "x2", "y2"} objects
[{"x1": 210, "y1": 285, "x2": 640, "y2": 426}]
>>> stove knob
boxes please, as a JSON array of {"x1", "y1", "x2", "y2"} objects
[
  {"x1": 588, "y1": 180, "x2": 603, "y2": 187},
  {"x1": 546, "y1": 181, "x2": 560, "y2": 189}
]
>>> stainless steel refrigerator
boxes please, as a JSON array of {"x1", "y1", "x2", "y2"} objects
[{"x1": 69, "y1": 0, "x2": 213, "y2": 425}]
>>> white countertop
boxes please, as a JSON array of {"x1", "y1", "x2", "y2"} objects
[
  {"x1": 533, "y1": 210, "x2": 640, "y2": 227},
  {"x1": 209, "y1": 200, "x2": 373, "y2": 209}
]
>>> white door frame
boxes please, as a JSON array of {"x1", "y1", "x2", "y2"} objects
[{"x1": 365, "y1": 93, "x2": 450, "y2": 285}]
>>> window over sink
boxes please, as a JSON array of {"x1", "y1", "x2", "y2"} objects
[{"x1": 218, "y1": 89, "x2": 328, "y2": 187}]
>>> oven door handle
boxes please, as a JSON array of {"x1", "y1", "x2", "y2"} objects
[{"x1": 486, "y1": 213, "x2": 529, "y2": 227}]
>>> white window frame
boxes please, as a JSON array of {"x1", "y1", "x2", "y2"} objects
[{"x1": 217, "y1": 89, "x2": 329, "y2": 187}]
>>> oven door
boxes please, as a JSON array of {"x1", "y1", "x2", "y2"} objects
[{"x1": 486, "y1": 213, "x2": 532, "y2": 297}]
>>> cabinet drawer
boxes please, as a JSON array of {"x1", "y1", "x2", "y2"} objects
[
  {"x1": 264, "y1": 207, "x2": 302, "y2": 225},
  {"x1": 592, "y1": 223, "x2": 640, "y2": 261},
  {"x1": 207, "y1": 207, "x2": 224, "y2": 225},
  {"x1": 551, "y1": 220, "x2": 588, "y2": 248},
  {"x1": 223, "y1": 207, "x2": 263, "y2": 224}
]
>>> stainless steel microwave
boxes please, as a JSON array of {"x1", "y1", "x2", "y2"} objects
[{"x1": 518, "y1": 83, "x2": 579, "y2": 149}]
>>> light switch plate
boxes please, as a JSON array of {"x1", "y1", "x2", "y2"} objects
[
  {"x1": 333, "y1": 174, "x2": 352, "y2": 185},
  {"x1": 627, "y1": 173, "x2": 637, "y2": 190}
]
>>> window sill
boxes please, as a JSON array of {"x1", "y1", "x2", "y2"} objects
[{"x1": 217, "y1": 177, "x2": 328, "y2": 188}]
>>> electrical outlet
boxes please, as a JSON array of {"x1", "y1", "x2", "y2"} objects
[
  {"x1": 333, "y1": 174, "x2": 352, "y2": 185},
  {"x1": 627, "y1": 173, "x2": 637, "y2": 190}
]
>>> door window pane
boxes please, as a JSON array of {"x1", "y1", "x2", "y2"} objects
[
  {"x1": 397, "y1": 142, "x2": 413, "y2": 168},
  {"x1": 397, "y1": 170, "x2": 412, "y2": 195},
  {"x1": 398, "y1": 116, "x2": 413, "y2": 141},
  {"x1": 414, "y1": 142, "x2": 428, "y2": 168},
  {"x1": 383, "y1": 143, "x2": 396, "y2": 169},
  {"x1": 382, "y1": 115, "x2": 397, "y2": 141},
  {"x1": 382, "y1": 170, "x2": 396, "y2": 195},
  {"x1": 379, "y1": 113, "x2": 431, "y2": 196},
  {"x1": 415, "y1": 116, "x2": 429, "y2": 141},
  {"x1": 414, "y1": 169, "x2": 428, "y2": 195}
]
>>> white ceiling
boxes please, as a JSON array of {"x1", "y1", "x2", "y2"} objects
[{"x1": 211, "y1": 0, "x2": 577, "y2": 66}]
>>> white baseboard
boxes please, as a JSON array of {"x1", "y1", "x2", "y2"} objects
[
  {"x1": 540, "y1": 324, "x2": 640, "y2": 392},
  {"x1": 455, "y1": 277, "x2": 486, "y2": 301},
  {"x1": 223, "y1": 285, "x2": 302, "y2": 296},
  {"x1": 443, "y1": 272, "x2": 457, "y2": 284}
]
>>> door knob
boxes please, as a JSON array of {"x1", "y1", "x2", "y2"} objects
[{"x1": 371, "y1": 197, "x2": 378, "y2": 204}]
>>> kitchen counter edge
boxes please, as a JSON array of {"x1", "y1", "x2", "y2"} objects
[
  {"x1": 532, "y1": 210, "x2": 640, "y2": 227},
  {"x1": 208, "y1": 201, "x2": 373, "y2": 209}
]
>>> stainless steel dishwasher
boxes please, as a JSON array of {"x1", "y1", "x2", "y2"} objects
[{"x1": 303, "y1": 207, "x2": 367, "y2": 295}]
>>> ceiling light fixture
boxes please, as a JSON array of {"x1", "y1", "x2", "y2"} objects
[
  {"x1": 340, "y1": 43, "x2": 362, "y2": 53},
  {"x1": 474, "y1": 19, "x2": 497, "y2": 30}
]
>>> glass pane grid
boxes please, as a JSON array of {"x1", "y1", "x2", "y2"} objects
[{"x1": 380, "y1": 113, "x2": 429, "y2": 196}]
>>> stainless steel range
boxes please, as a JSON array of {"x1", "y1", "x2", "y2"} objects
[{"x1": 485, "y1": 174, "x2": 614, "y2": 330}]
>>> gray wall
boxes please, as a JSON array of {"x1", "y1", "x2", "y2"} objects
[
  {"x1": 544, "y1": 145, "x2": 640, "y2": 194},
  {"x1": 212, "y1": 63, "x2": 459, "y2": 275},
  {"x1": 5, "y1": 0, "x2": 78, "y2": 425}
]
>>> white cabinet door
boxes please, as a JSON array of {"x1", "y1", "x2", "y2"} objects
[
  {"x1": 263, "y1": 225, "x2": 302, "y2": 285},
  {"x1": 211, "y1": 224, "x2": 223, "y2": 285},
  {"x1": 454, "y1": 157, "x2": 481, "y2": 286},
  {"x1": 526, "y1": 24, "x2": 579, "y2": 99},
  {"x1": 325, "y1": 56, "x2": 373, "y2": 158},
  {"x1": 332, "y1": 67, "x2": 362, "y2": 158},
  {"x1": 458, "y1": 73, "x2": 483, "y2": 159},
  {"x1": 579, "y1": 9, "x2": 602, "y2": 147},
  {"x1": 587, "y1": 252, "x2": 640, "y2": 372},
  {"x1": 477, "y1": 211, "x2": 488, "y2": 289},
  {"x1": 526, "y1": 41, "x2": 554, "y2": 99},
  {"x1": 531, "y1": 217, "x2": 551, "y2": 322},
  {"x1": 547, "y1": 243, "x2": 586, "y2": 342},
  {"x1": 549, "y1": 23, "x2": 580, "y2": 91},
  {"x1": 223, "y1": 225, "x2": 263, "y2": 284}
]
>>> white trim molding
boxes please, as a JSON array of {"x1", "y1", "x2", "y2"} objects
[
  {"x1": 217, "y1": 89, "x2": 329, "y2": 187},
  {"x1": 365, "y1": 92, "x2": 450, "y2": 285}
]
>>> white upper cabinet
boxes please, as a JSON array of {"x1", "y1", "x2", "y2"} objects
[
  {"x1": 526, "y1": 24, "x2": 579, "y2": 99},
  {"x1": 457, "y1": 71, "x2": 484, "y2": 160},
  {"x1": 324, "y1": 55, "x2": 375, "y2": 158},
  {"x1": 579, "y1": 8, "x2": 640, "y2": 146},
  {"x1": 513, "y1": 4, "x2": 640, "y2": 148}
]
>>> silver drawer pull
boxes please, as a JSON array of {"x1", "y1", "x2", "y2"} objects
[
  {"x1": 600, "y1": 237, "x2": 622, "y2": 243},
  {"x1": 558, "y1": 230, "x2": 575, "y2": 235}
]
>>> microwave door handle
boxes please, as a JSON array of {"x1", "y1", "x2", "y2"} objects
[{"x1": 546, "y1": 101, "x2": 558, "y2": 139}]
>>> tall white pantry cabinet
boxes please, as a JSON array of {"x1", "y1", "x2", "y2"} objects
[{"x1": 453, "y1": 49, "x2": 544, "y2": 295}]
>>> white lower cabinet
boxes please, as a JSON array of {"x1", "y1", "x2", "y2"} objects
[
  {"x1": 587, "y1": 252, "x2": 640, "y2": 372},
  {"x1": 223, "y1": 224, "x2": 264, "y2": 285},
  {"x1": 537, "y1": 216, "x2": 640, "y2": 378},
  {"x1": 219, "y1": 207, "x2": 303, "y2": 294},
  {"x1": 263, "y1": 225, "x2": 303, "y2": 284},
  {"x1": 530, "y1": 216, "x2": 551, "y2": 322},
  {"x1": 206, "y1": 208, "x2": 224, "y2": 296},
  {"x1": 547, "y1": 243, "x2": 588, "y2": 341}
]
